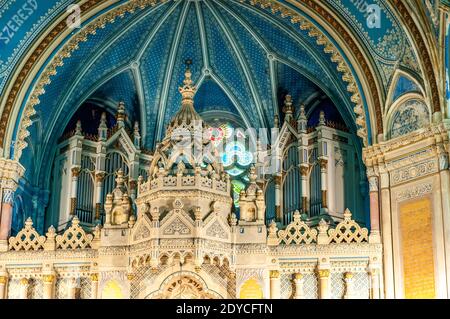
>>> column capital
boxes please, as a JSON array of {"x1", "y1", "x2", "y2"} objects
[
  {"x1": 344, "y1": 272, "x2": 354, "y2": 280},
  {"x1": 42, "y1": 274, "x2": 55, "y2": 283},
  {"x1": 317, "y1": 269, "x2": 330, "y2": 278},
  {"x1": 90, "y1": 273, "x2": 99, "y2": 282},
  {"x1": 318, "y1": 157, "x2": 328, "y2": 169},
  {"x1": 2, "y1": 188, "x2": 15, "y2": 204},
  {"x1": 274, "y1": 175, "x2": 282, "y2": 185},
  {"x1": 0, "y1": 158, "x2": 25, "y2": 188},
  {"x1": 19, "y1": 278, "x2": 29, "y2": 285},
  {"x1": 299, "y1": 164, "x2": 309, "y2": 176},
  {"x1": 269, "y1": 270, "x2": 280, "y2": 279},
  {"x1": 368, "y1": 176, "x2": 379, "y2": 192},
  {"x1": 71, "y1": 167, "x2": 81, "y2": 177},
  {"x1": 293, "y1": 273, "x2": 303, "y2": 280},
  {"x1": 0, "y1": 276, "x2": 7, "y2": 284},
  {"x1": 95, "y1": 172, "x2": 106, "y2": 183}
]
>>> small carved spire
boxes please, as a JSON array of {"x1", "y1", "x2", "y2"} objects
[
  {"x1": 319, "y1": 110, "x2": 326, "y2": 126},
  {"x1": 248, "y1": 165, "x2": 257, "y2": 184},
  {"x1": 75, "y1": 120, "x2": 82, "y2": 136},
  {"x1": 115, "y1": 169, "x2": 125, "y2": 188},
  {"x1": 98, "y1": 112, "x2": 107, "y2": 141},
  {"x1": 166, "y1": 60, "x2": 203, "y2": 134},
  {"x1": 298, "y1": 104, "x2": 307, "y2": 133},
  {"x1": 117, "y1": 102, "x2": 126, "y2": 128},
  {"x1": 283, "y1": 95, "x2": 294, "y2": 122},
  {"x1": 274, "y1": 114, "x2": 279, "y2": 128},
  {"x1": 133, "y1": 121, "x2": 141, "y2": 148}
]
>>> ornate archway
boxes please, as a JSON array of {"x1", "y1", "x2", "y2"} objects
[{"x1": 147, "y1": 272, "x2": 223, "y2": 299}]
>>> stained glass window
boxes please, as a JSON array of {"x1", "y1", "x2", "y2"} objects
[{"x1": 206, "y1": 122, "x2": 253, "y2": 209}]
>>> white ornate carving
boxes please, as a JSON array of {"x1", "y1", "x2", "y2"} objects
[
  {"x1": 8, "y1": 218, "x2": 46, "y2": 251},
  {"x1": 162, "y1": 217, "x2": 191, "y2": 235},
  {"x1": 56, "y1": 217, "x2": 94, "y2": 249},
  {"x1": 396, "y1": 183, "x2": 432, "y2": 201},
  {"x1": 390, "y1": 160, "x2": 437, "y2": 186},
  {"x1": 277, "y1": 211, "x2": 317, "y2": 245},
  {"x1": 205, "y1": 221, "x2": 228, "y2": 240},
  {"x1": 328, "y1": 209, "x2": 369, "y2": 244}
]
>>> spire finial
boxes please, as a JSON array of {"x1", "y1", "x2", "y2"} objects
[
  {"x1": 117, "y1": 101, "x2": 126, "y2": 127},
  {"x1": 75, "y1": 120, "x2": 82, "y2": 135},
  {"x1": 115, "y1": 169, "x2": 125, "y2": 187},
  {"x1": 319, "y1": 110, "x2": 326, "y2": 126},
  {"x1": 283, "y1": 94, "x2": 294, "y2": 122},
  {"x1": 179, "y1": 59, "x2": 196, "y2": 105},
  {"x1": 98, "y1": 112, "x2": 107, "y2": 141}
]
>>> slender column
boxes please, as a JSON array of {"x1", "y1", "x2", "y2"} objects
[
  {"x1": 0, "y1": 189, "x2": 15, "y2": 240},
  {"x1": 129, "y1": 180, "x2": 137, "y2": 201},
  {"x1": 91, "y1": 274, "x2": 99, "y2": 299},
  {"x1": 19, "y1": 278, "x2": 29, "y2": 299},
  {"x1": 318, "y1": 157, "x2": 328, "y2": 209},
  {"x1": 67, "y1": 278, "x2": 77, "y2": 299},
  {"x1": 0, "y1": 275, "x2": 7, "y2": 299},
  {"x1": 380, "y1": 171, "x2": 394, "y2": 298},
  {"x1": 70, "y1": 167, "x2": 81, "y2": 216},
  {"x1": 437, "y1": 147, "x2": 450, "y2": 298},
  {"x1": 299, "y1": 164, "x2": 309, "y2": 214},
  {"x1": 368, "y1": 267, "x2": 381, "y2": 299},
  {"x1": 42, "y1": 275, "x2": 55, "y2": 299},
  {"x1": 317, "y1": 269, "x2": 330, "y2": 299},
  {"x1": 94, "y1": 172, "x2": 105, "y2": 221},
  {"x1": 368, "y1": 175, "x2": 381, "y2": 243},
  {"x1": 293, "y1": 273, "x2": 304, "y2": 299},
  {"x1": 274, "y1": 175, "x2": 282, "y2": 221},
  {"x1": 343, "y1": 272, "x2": 354, "y2": 299},
  {"x1": 269, "y1": 270, "x2": 280, "y2": 299}
]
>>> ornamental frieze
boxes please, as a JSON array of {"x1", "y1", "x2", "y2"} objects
[
  {"x1": 390, "y1": 160, "x2": 437, "y2": 186},
  {"x1": 395, "y1": 183, "x2": 433, "y2": 201}
]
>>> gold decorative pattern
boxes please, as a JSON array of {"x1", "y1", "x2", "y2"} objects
[
  {"x1": 270, "y1": 270, "x2": 280, "y2": 279},
  {"x1": 91, "y1": 273, "x2": 99, "y2": 282},
  {"x1": 42, "y1": 275, "x2": 55, "y2": 283},
  {"x1": 400, "y1": 197, "x2": 435, "y2": 299},
  {"x1": 317, "y1": 269, "x2": 330, "y2": 278},
  {"x1": 293, "y1": 273, "x2": 303, "y2": 280},
  {"x1": 19, "y1": 278, "x2": 29, "y2": 285},
  {"x1": 0, "y1": 276, "x2": 7, "y2": 284}
]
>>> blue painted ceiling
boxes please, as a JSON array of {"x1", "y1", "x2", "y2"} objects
[
  {"x1": 35, "y1": 0, "x2": 357, "y2": 154},
  {"x1": 0, "y1": 0, "x2": 428, "y2": 184}
]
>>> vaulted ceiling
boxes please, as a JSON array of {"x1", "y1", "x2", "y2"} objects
[{"x1": 1, "y1": 0, "x2": 442, "y2": 186}]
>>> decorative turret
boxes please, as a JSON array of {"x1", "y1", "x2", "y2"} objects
[
  {"x1": 98, "y1": 112, "x2": 108, "y2": 141},
  {"x1": 238, "y1": 165, "x2": 265, "y2": 224},
  {"x1": 166, "y1": 59, "x2": 204, "y2": 136},
  {"x1": 283, "y1": 95, "x2": 294, "y2": 122},
  {"x1": 136, "y1": 62, "x2": 232, "y2": 222},
  {"x1": 149, "y1": 61, "x2": 223, "y2": 178},
  {"x1": 104, "y1": 169, "x2": 133, "y2": 226},
  {"x1": 116, "y1": 101, "x2": 126, "y2": 128}
]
